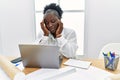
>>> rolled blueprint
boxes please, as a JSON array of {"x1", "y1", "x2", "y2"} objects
[
  {"x1": 105, "y1": 74, "x2": 120, "y2": 80},
  {"x1": 0, "y1": 55, "x2": 25, "y2": 80}
]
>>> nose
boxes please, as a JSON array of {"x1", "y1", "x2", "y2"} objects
[{"x1": 48, "y1": 22, "x2": 52, "y2": 27}]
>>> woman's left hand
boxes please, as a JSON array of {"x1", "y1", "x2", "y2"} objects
[{"x1": 55, "y1": 20, "x2": 63, "y2": 38}]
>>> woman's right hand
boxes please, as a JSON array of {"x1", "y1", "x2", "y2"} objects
[{"x1": 40, "y1": 20, "x2": 49, "y2": 36}]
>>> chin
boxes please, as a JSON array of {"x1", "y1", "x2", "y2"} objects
[
  {"x1": 50, "y1": 31, "x2": 55, "y2": 34},
  {"x1": 51, "y1": 32, "x2": 55, "y2": 35}
]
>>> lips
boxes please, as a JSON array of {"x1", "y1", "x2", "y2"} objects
[
  {"x1": 47, "y1": 25, "x2": 57, "y2": 33},
  {"x1": 50, "y1": 28, "x2": 55, "y2": 33},
  {"x1": 49, "y1": 26, "x2": 54, "y2": 31}
]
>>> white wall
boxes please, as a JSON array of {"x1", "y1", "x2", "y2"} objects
[
  {"x1": 0, "y1": 26, "x2": 2, "y2": 54},
  {"x1": 0, "y1": 0, "x2": 35, "y2": 56},
  {"x1": 84, "y1": 0, "x2": 120, "y2": 58}
]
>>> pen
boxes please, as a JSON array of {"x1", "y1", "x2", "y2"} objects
[
  {"x1": 103, "y1": 52, "x2": 110, "y2": 61},
  {"x1": 110, "y1": 51, "x2": 112, "y2": 57},
  {"x1": 103, "y1": 52, "x2": 107, "y2": 56},
  {"x1": 107, "y1": 52, "x2": 110, "y2": 57},
  {"x1": 111, "y1": 52, "x2": 115, "y2": 58}
]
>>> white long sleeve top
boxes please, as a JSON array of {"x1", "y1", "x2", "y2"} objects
[{"x1": 36, "y1": 28, "x2": 78, "y2": 58}]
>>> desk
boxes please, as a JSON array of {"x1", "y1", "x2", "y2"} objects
[
  {"x1": 8, "y1": 57, "x2": 120, "y2": 74},
  {"x1": 84, "y1": 58, "x2": 120, "y2": 74}
]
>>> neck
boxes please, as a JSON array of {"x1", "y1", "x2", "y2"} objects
[{"x1": 51, "y1": 33, "x2": 56, "y2": 38}]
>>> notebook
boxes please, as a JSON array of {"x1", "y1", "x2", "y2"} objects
[
  {"x1": 64, "y1": 59, "x2": 92, "y2": 69},
  {"x1": 19, "y1": 44, "x2": 61, "y2": 68}
]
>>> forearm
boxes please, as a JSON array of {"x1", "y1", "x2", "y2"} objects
[{"x1": 39, "y1": 36, "x2": 49, "y2": 45}]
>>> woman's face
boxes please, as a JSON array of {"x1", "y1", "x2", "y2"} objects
[{"x1": 44, "y1": 13, "x2": 59, "y2": 34}]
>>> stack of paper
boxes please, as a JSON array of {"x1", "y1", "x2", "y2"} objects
[{"x1": 64, "y1": 59, "x2": 92, "y2": 69}]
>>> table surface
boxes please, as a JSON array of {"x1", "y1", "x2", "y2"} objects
[{"x1": 8, "y1": 56, "x2": 120, "y2": 74}]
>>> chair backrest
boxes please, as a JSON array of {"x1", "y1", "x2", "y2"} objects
[{"x1": 99, "y1": 43, "x2": 120, "y2": 59}]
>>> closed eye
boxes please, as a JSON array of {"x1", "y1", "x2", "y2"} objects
[{"x1": 51, "y1": 19, "x2": 56, "y2": 23}]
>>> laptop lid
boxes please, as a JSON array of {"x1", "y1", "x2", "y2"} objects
[{"x1": 19, "y1": 44, "x2": 61, "y2": 68}]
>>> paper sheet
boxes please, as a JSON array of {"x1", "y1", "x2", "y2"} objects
[
  {"x1": 25, "y1": 66, "x2": 76, "y2": 80},
  {"x1": 105, "y1": 73, "x2": 120, "y2": 80},
  {"x1": 56, "y1": 66, "x2": 113, "y2": 80},
  {"x1": 64, "y1": 59, "x2": 92, "y2": 69}
]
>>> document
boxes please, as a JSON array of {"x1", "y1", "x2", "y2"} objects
[
  {"x1": 56, "y1": 66, "x2": 113, "y2": 80},
  {"x1": 25, "y1": 66, "x2": 76, "y2": 80},
  {"x1": 64, "y1": 59, "x2": 92, "y2": 69}
]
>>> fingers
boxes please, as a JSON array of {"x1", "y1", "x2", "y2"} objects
[
  {"x1": 57, "y1": 20, "x2": 63, "y2": 33},
  {"x1": 56, "y1": 20, "x2": 63, "y2": 38},
  {"x1": 40, "y1": 20, "x2": 45, "y2": 31},
  {"x1": 40, "y1": 20, "x2": 49, "y2": 36},
  {"x1": 58, "y1": 21, "x2": 63, "y2": 33}
]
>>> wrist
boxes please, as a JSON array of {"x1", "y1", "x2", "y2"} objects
[
  {"x1": 56, "y1": 34, "x2": 62, "y2": 38},
  {"x1": 44, "y1": 34, "x2": 49, "y2": 36}
]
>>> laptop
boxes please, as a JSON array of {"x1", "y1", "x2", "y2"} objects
[{"x1": 19, "y1": 44, "x2": 61, "y2": 68}]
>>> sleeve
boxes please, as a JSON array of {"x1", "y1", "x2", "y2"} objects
[
  {"x1": 39, "y1": 36, "x2": 49, "y2": 45},
  {"x1": 57, "y1": 30, "x2": 78, "y2": 58},
  {"x1": 35, "y1": 31, "x2": 49, "y2": 45}
]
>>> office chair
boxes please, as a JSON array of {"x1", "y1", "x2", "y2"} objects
[{"x1": 99, "y1": 43, "x2": 120, "y2": 59}]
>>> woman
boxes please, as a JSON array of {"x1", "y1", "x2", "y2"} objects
[{"x1": 37, "y1": 3, "x2": 78, "y2": 58}]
